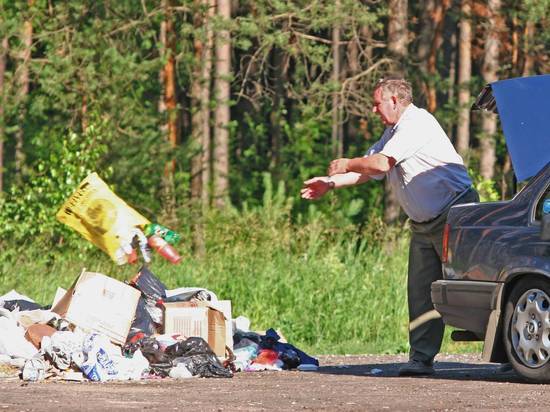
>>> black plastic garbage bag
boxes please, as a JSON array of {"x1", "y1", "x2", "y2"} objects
[
  {"x1": 149, "y1": 362, "x2": 172, "y2": 377},
  {"x1": 167, "y1": 337, "x2": 232, "y2": 378},
  {"x1": 279, "y1": 348, "x2": 301, "y2": 370},
  {"x1": 127, "y1": 297, "x2": 158, "y2": 341},
  {"x1": 1, "y1": 299, "x2": 43, "y2": 312},
  {"x1": 129, "y1": 266, "x2": 166, "y2": 324},
  {"x1": 233, "y1": 331, "x2": 262, "y2": 346},
  {"x1": 163, "y1": 289, "x2": 212, "y2": 303},
  {"x1": 125, "y1": 337, "x2": 172, "y2": 364},
  {"x1": 129, "y1": 266, "x2": 167, "y2": 301}
]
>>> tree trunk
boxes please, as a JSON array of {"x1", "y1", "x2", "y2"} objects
[
  {"x1": 160, "y1": 0, "x2": 178, "y2": 223},
  {"x1": 384, "y1": 0, "x2": 408, "y2": 224},
  {"x1": 416, "y1": 0, "x2": 436, "y2": 72},
  {"x1": 445, "y1": 30, "x2": 456, "y2": 140},
  {"x1": 521, "y1": 21, "x2": 534, "y2": 76},
  {"x1": 388, "y1": 0, "x2": 408, "y2": 70},
  {"x1": 191, "y1": 0, "x2": 206, "y2": 205},
  {"x1": 269, "y1": 46, "x2": 288, "y2": 176},
  {"x1": 191, "y1": 0, "x2": 215, "y2": 255},
  {"x1": 213, "y1": 0, "x2": 231, "y2": 209},
  {"x1": 0, "y1": 36, "x2": 7, "y2": 193},
  {"x1": 479, "y1": 0, "x2": 500, "y2": 181},
  {"x1": 202, "y1": 0, "x2": 215, "y2": 207},
  {"x1": 331, "y1": 0, "x2": 343, "y2": 158},
  {"x1": 15, "y1": 3, "x2": 33, "y2": 184},
  {"x1": 456, "y1": 0, "x2": 472, "y2": 158},
  {"x1": 426, "y1": 0, "x2": 451, "y2": 113}
]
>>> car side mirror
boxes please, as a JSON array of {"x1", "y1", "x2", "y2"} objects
[{"x1": 542, "y1": 214, "x2": 550, "y2": 241}]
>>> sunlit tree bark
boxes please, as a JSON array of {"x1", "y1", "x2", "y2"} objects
[
  {"x1": 331, "y1": 0, "x2": 343, "y2": 158},
  {"x1": 213, "y1": 0, "x2": 231, "y2": 209},
  {"x1": 0, "y1": 36, "x2": 7, "y2": 193},
  {"x1": 15, "y1": 2, "x2": 33, "y2": 184},
  {"x1": 425, "y1": 0, "x2": 451, "y2": 113},
  {"x1": 456, "y1": 0, "x2": 472, "y2": 158},
  {"x1": 385, "y1": 0, "x2": 408, "y2": 224},
  {"x1": 159, "y1": 0, "x2": 178, "y2": 223},
  {"x1": 479, "y1": 0, "x2": 500, "y2": 180}
]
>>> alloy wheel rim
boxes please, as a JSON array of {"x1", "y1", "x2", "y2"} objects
[{"x1": 511, "y1": 288, "x2": 550, "y2": 368}]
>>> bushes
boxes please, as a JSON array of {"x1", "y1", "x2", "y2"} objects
[{"x1": 0, "y1": 179, "x2": 481, "y2": 354}]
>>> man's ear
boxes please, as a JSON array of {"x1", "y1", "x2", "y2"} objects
[{"x1": 392, "y1": 95, "x2": 398, "y2": 107}]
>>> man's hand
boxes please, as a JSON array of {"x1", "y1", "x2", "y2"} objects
[
  {"x1": 301, "y1": 177, "x2": 333, "y2": 200},
  {"x1": 328, "y1": 158, "x2": 350, "y2": 176}
]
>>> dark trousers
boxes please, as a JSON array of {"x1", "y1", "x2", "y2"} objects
[{"x1": 407, "y1": 188, "x2": 479, "y2": 362}]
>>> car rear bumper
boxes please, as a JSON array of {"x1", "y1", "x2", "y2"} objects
[{"x1": 431, "y1": 280, "x2": 500, "y2": 335}]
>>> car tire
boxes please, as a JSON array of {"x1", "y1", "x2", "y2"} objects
[{"x1": 503, "y1": 277, "x2": 550, "y2": 382}]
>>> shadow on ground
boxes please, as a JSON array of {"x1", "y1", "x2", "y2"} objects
[{"x1": 318, "y1": 361, "x2": 526, "y2": 383}]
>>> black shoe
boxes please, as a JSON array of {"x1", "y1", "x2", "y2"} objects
[{"x1": 398, "y1": 359, "x2": 435, "y2": 376}]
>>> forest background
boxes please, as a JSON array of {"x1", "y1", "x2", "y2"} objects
[{"x1": 0, "y1": 0, "x2": 548, "y2": 354}]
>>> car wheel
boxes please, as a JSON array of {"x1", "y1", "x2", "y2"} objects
[{"x1": 503, "y1": 277, "x2": 550, "y2": 382}]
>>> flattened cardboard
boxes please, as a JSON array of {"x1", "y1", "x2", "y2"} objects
[{"x1": 52, "y1": 269, "x2": 140, "y2": 345}]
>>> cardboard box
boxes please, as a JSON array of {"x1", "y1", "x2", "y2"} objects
[
  {"x1": 163, "y1": 302, "x2": 227, "y2": 357},
  {"x1": 52, "y1": 269, "x2": 141, "y2": 345},
  {"x1": 24, "y1": 324, "x2": 57, "y2": 349},
  {"x1": 213, "y1": 300, "x2": 233, "y2": 352}
]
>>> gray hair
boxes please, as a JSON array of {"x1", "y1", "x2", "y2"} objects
[{"x1": 375, "y1": 78, "x2": 413, "y2": 104}]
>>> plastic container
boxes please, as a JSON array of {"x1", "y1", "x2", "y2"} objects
[
  {"x1": 147, "y1": 235, "x2": 182, "y2": 264},
  {"x1": 144, "y1": 223, "x2": 181, "y2": 245}
]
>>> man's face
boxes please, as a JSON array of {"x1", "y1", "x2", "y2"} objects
[{"x1": 372, "y1": 87, "x2": 398, "y2": 126}]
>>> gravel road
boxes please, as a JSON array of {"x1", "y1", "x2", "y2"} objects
[{"x1": 1, "y1": 353, "x2": 549, "y2": 411}]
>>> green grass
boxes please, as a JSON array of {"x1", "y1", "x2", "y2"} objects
[{"x1": 0, "y1": 204, "x2": 482, "y2": 356}]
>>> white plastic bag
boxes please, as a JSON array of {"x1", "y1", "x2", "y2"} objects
[{"x1": 0, "y1": 317, "x2": 38, "y2": 359}]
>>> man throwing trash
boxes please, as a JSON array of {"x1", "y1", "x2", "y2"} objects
[{"x1": 301, "y1": 77, "x2": 478, "y2": 376}]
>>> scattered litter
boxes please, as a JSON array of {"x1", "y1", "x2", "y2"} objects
[
  {"x1": 233, "y1": 316, "x2": 251, "y2": 332},
  {"x1": 22, "y1": 357, "x2": 47, "y2": 382},
  {"x1": 0, "y1": 290, "x2": 35, "y2": 303},
  {"x1": 56, "y1": 173, "x2": 183, "y2": 266},
  {"x1": 2, "y1": 268, "x2": 319, "y2": 384}
]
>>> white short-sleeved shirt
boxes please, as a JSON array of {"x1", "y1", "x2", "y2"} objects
[{"x1": 365, "y1": 104, "x2": 472, "y2": 222}]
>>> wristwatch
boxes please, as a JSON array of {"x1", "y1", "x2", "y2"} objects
[{"x1": 327, "y1": 178, "x2": 336, "y2": 190}]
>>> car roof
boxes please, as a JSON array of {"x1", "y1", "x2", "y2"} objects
[{"x1": 472, "y1": 74, "x2": 550, "y2": 182}]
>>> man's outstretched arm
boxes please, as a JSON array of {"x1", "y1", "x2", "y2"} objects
[
  {"x1": 301, "y1": 172, "x2": 370, "y2": 200},
  {"x1": 328, "y1": 153, "x2": 396, "y2": 176}
]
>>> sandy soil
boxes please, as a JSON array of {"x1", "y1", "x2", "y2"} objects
[{"x1": 1, "y1": 353, "x2": 549, "y2": 411}]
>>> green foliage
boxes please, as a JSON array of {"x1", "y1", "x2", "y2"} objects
[
  {"x1": 469, "y1": 168, "x2": 500, "y2": 202},
  {"x1": 0, "y1": 0, "x2": 542, "y2": 357},
  {"x1": 0, "y1": 120, "x2": 111, "y2": 242},
  {"x1": 0, "y1": 184, "x2": 480, "y2": 354}
]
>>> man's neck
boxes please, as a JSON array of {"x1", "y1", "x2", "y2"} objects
[{"x1": 391, "y1": 102, "x2": 412, "y2": 126}]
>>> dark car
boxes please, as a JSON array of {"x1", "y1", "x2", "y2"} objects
[{"x1": 431, "y1": 75, "x2": 550, "y2": 382}]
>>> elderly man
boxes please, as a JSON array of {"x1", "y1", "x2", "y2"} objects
[{"x1": 301, "y1": 77, "x2": 478, "y2": 376}]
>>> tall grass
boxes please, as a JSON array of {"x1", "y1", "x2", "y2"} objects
[{"x1": 0, "y1": 187, "x2": 481, "y2": 355}]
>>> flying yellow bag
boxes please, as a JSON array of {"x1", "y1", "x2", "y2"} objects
[{"x1": 56, "y1": 173, "x2": 150, "y2": 263}]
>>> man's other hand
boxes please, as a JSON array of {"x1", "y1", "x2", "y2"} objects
[
  {"x1": 328, "y1": 158, "x2": 350, "y2": 176},
  {"x1": 301, "y1": 177, "x2": 332, "y2": 200}
]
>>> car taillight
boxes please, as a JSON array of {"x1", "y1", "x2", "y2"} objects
[{"x1": 442, "y1": 223, "x2": 450, "y2": 263}]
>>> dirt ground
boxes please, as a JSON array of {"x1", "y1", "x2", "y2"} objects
[{"x1": 1, "y1": 353, "x2": 550, "y2": 411}]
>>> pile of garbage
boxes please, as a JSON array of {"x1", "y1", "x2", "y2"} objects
[
  {"x1": 0, "y1": 266, "x2": 318, "y2": 382},
  {"x1": 0, "y1": 173, "x2": 318, "y2": 382}
]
